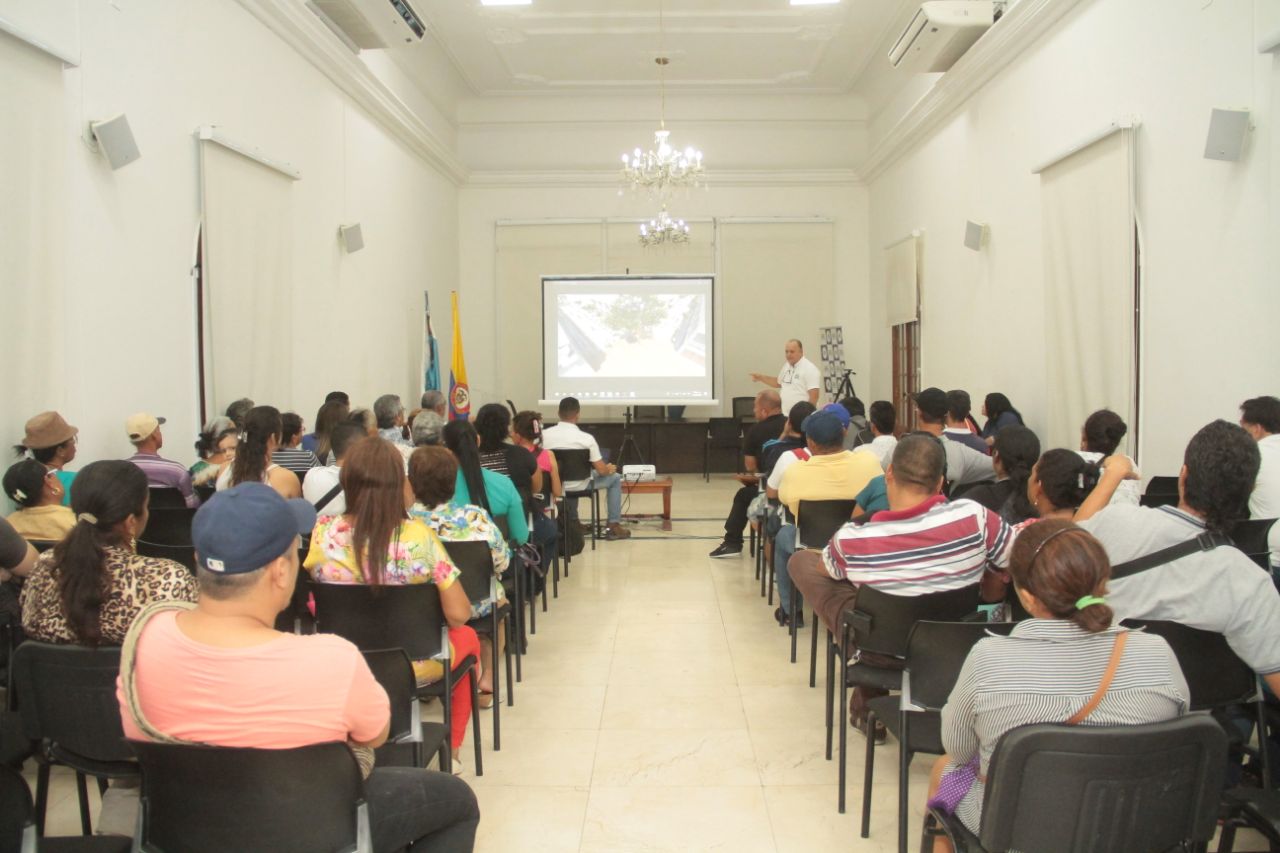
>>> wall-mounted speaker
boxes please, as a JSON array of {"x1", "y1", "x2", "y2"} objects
[
  {"x1": 339, "y1": 223, "x2": 364, "y2": 253},
  {"x1": 1203, "y1": 108, "x2": 1250, "y2": 161},
  {"x1": 89, "y1": 114, "x2": 140, "y2": 170},
  {"x1": 963, "y1": 220, "x2": 988, "y2": 252}
]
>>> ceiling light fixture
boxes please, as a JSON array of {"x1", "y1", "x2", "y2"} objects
[{"x1": 639, "y1": 206, "x2": 691, "y2": 247}]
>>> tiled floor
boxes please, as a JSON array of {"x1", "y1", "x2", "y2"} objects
[{"x1": 22, "y1": 474, "x2": 1272, "y2": 850}]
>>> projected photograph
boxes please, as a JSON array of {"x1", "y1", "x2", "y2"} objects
[{"x1": 557, "y1": 293, "x2": 707, "y2": 378}]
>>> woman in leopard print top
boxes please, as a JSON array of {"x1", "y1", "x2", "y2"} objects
[{"x1": 20, "y1": 460, "x2": 196, "y2": 646}]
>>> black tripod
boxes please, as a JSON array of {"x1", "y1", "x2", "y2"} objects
[
  {"x1": 618, "y1": 406, "x2": 645, "y2": 467},
  {"x1": 832, "y1": 369, "x2": 857, "y2": 403}
]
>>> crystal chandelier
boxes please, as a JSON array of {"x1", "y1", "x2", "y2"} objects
[
  {"x1": 621, "y1": 57, "x2": 705, "y2": 194},
  {"x1": 638, "y1": 206, "x2": 690, "y2": 247}
]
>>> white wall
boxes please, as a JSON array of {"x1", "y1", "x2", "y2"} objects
[
  {"x1": 866, "y1": 0, "x2": 1277, "y2": 476},
  {"x1": 0, "y1": 0, "x2": 459, "y2": 479}
]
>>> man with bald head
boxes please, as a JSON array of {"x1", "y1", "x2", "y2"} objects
[
  {"x1": 709, "y1": 390, "x2": 786, "y2": 558},
  {"x1": 751, "y1": 338, "x2": 822, "y2": 414}
]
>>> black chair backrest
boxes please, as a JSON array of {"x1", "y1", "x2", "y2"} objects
[
  {"x1": 731, "y1": 397, "x2": 755, "y2": 420},
  {"x1": 1120, "y1": 619, "x2": 1256, "y2": 711},
  {"x1": 441, "y1": 540, "x2": 495, "y2": 606},
  {"x1": 796, "y1": 499, "x2": 857, "y2": 550},
  {"x1": 706, "y1": 417, "x2": 742, "y2": 444},
  {"x1": 1139, "y1": 475, "x2": 1180, "y2": 508},
  {"x1": 147, "y1": 487, "x2": 187, "y2": 509},
  {"x1": 361, "y1": 648, "x2": 416, "y2": 743},
  {"x1": 0, "y1": 765, "x2": 32, "y2": 853},
  {"x1": 848, "y1": 584, "x2": 980, "y2": 660},
  {"x1": 11, "y1": 642, "x2": 134, "y2": 764},
  {"x1": 906, "y1": 621, "x2": 1017, "y2": 711},
  {"x1": 493, "y1": 515, "x2": 511, "y2": 540},
  {"x1": 633, "y1": 406, "x2": 664, "y2": 421},
  {"x1": 134, "y1": 540, "x2": 197, "y2": 574},
  {"x1": 194, "y1": 484, "x2": 216, "y2": 504},
  {"x1": 131, "y1": 740, "x2": 364, "y2": 853},
  {"x1": 979, "y1": 716, "x2": 1226, "y2": 853},
  {"x1": 28, "y1": 539, "x2": 57, "y2": 553},
  {"x1": 140, "y1": 507, "x2": 196, "y2": 547},
  {"x1": 1230, "y1": 517, "x2": 1276, "y2": 569},
  {"x1": 310, "y1": 582, "x2": 445, "y2": 662},
  {"x1": 551, "y1": 449, "x2": 592, "y2": 486}
]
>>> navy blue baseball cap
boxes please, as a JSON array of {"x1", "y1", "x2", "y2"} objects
[
  {"x1": 821, "y1": 403, "x2": 852, "y2": 429},
  {"x1": 803, "y1": 411, "x2": 846, "y2": 446},
  {"x1": 191, "y1": 482, "x2": 316, "y2": 574}
]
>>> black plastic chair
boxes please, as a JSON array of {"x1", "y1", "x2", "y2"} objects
[
  {"x1": 828, "y1": 583, "x2": 980, "y2": 813},
  {"x1": 1231, "y1": 517, "x2": 1276, "y2": 570},
  {"x1": 732, "y1": 397, "x2": 755, "y2": 421},
  {"x1": 145, "y1": 487, "x2": 187, "y2": 509},
  {"x1": 441, "y1": 540, "x2": 515, "y2": 751},
  {"x1": 361, "y1": 649, "x2": 448, "y2": 771},
  {"x1": 923, "y1": 716, "x2": 1226, "y2": 853},
  {"x1": 130, "y1": 740, "x2": 372, "y2": 853},
  {"x1": 193, "y1": 484, "x2": 216, "y2": 504},
  {"x1": 633, "y1": 406, "x2": 664, "y2": 421},
  {"x1": 703, "y1": 418, "x2": 743, "y2": 482},
  {"x1": 0, "y1": 765, "x2": 132, "y2": 853},
  {"x1": 552, "y1": 449, "x2": 597, "y2": 555},
  {"x1": 309, "y1": 582, "x2": 482, "y2": 775},
  {"x1": 1140, "y1": 475, "x2": 1180, "y2": 508},
  {"x1": 863, "y1": 621, "x2": 1016, "y2": 852},
  {"x1": 793, "y1": 499, "x2": 857, "y2": 671},
  {"x1": 11, "y1": 643, "x2": 138, "y2": 836},
  {"x1": 135, "y1": 507, "x2": 197, "y2": 574}
]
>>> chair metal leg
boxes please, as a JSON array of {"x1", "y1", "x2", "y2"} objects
[
  {"x1": 789, "y1": 593, "x2": 798, "y2": 664},
  {"x1": 441, "y1": 668, "x2": 453, "y2": 774},
  {"x1": 898, "y1": 709, "x2": 911, "y2": 853},
  {"x1": 767, "y1": 547, "x2": 775, "y2": 606},
  {"x1": 75, "y1": 771, "x2": 92, "y2": 835},
  {"x1": 511, "y1": 562, "x2": 524, "y2": 683},
  {"x1": 491, "y1": 613, "x2": 502, "y2": 751},
  {"x1": 552, "y1": 549, "x2": 560, "y2": 598},
  {"x1": 839, "y1": 663, "x2": 849, "y2": 813},
  {"x1": 528, "y1": 575, "x2": 538, "y2": 635},
  {"x1": 590, "y1": 490, "x2": 598, "y2": 551},
  {"x1": 35, "y1": 761, "x2": 49, "y2": 835},
  {"x1": 825, "y1": 634, "x2": 836, "y2": 761},
  {"x1": 862, "y1": 709, "x2": 877, "y2": 838},
  {"x1": 96, "y1": 777, "x2": 108, "y2": 796},
  {"x1": 809, "y1": 615, "x2": 819, "y2": 688},
  {"x1": 470, "y1": 667, "x2": 484, "y2": 776},
  {"x1": 504, "y1": 616, "x2": 515, "y2": 708}
]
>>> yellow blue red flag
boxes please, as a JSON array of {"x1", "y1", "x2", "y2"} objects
[{"x1": 448, "y1": 291, "x2": 470, "y2": 420}]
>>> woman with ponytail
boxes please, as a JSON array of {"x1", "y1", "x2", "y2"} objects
[
  {"x1": 4, "y1": 459, "x2": 74, "y2": 541},
  {"x1": 216, "y1": 406, "x2": 300, "y2": 499},
  {"x1": 19, "y1": 460, "x2": 197, "y2": 645},
  {"x1": 959, "y1": 425, "x2": 1040, "y2": 524},
  {"x1": 923, "y1": 519, "x2": 1188, "y2": 850},
  {"x1": 442, "y1": 420, "x2": 528, "y2": 545}
]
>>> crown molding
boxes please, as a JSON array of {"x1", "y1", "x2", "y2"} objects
[
  {"x1": 464, "y1": 168, "x2": 863, "y2": 189},
  {"x1": 234, "y1": 0, "x2": 469, "y2": 185},
  {"x1": 860, "y1": 0, "x2": 1090, "y2": 183}
]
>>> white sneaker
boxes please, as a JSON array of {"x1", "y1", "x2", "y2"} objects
[{"x1": 450, "y1": 753, "x2": 464, "y2": 776}]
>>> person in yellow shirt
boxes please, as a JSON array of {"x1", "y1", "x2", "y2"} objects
[
  {"x1": 773, "y1": 408, "x2": 881, "y2": 626},
  {"x1": 3, "y1": 459, "x2": 74, "y2": 543}
]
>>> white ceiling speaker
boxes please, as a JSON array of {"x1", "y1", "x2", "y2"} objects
[
  {"x1": 1203, "y1": 108, "x2": 1250, "y2": 162},
  {"x1": 963, "y1": 220, "x2": 988, "y2": 252},
  {"x1": 88, "y1": 114, "x2": 140, "y2": 170},
  {"x1": 339, "y1": 223, "x2": 365, "y2": 253}
]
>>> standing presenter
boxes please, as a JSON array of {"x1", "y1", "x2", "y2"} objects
[{"x1": 750, "y1": 339, "x2": 821, "y2": 413}]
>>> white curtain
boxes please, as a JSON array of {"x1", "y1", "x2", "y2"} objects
[
  {"x1": 1040, "y1": 128, "x2": 1136, "y2": 451},
  {"x1": 885, "y1": 235, "x2": 919, "y2": 327},
  {"x1": 200, "y1": 141, "x2": 295, "y2": 416}
]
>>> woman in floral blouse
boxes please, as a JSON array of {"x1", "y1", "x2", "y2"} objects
[
  {"x1": 305, "y1": 436, "x2": 478, "y2": 760},
  {"x1": 407, "y1": 445, "x2": 509, "y2": 706}
]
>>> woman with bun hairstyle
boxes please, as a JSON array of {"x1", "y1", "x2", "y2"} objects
[
  {"x1": 4, "y1": 459, "x2": 75, "y2": 541},
  {"x1": 1078, "y1": 409, "x2": 1140, "y2": 505},
  {"x1": 924, "y1": 519, "x2": 1189, "y2": 849}
]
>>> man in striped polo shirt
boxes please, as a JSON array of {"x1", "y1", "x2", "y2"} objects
[
  {"x1": 790, "y1": 433, "x2": 1012, "y2": 733},
  {"x1": 125, "y1": 412, "x2": 199, "y2": 508}
]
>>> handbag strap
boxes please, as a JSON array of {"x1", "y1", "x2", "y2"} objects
[
  {"x1": 1108, "y1": 531, "x2": 1233, "y2": 581},
  {"x1": 119, "y1": 600, "x2": 205, "y2": 745},
  {"x1": 1065, "y1": 631, "x2": 1129, "y2": 725}
]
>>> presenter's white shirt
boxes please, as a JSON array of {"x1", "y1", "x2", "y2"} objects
[
  {"x1": 542, "y1": 421, "x2": 602, "y2": 492},
  {"x1": 778, "y1": 357, "x2": 821, "y2": 414}
]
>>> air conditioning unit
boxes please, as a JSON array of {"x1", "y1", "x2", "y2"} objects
[
  {"x1": 888, "y1": 1, "x2": 998, "y2": 73},
  {"x1": 310, "y1": 0, "x2": 426, "y2": 50}
]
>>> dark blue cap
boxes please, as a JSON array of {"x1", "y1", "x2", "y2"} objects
[
  {"x1": 821, "y1": 403, "x2": 852, "y2": 429},
  {"x1": 803, "y1": 411, "x2": 846, "y2": 446},
  {"x1": 191, "y1": 483, "x2": 316, "y2": 574}
]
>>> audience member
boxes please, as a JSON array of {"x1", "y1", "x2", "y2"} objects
[
  {"x1": 762, "y1": 402, "x2": 816, "y2": 496},
  {"x1": 121, "y1": 482, "x2": 479, "y2": 850},
  {"x1": 1077, "y1": 420, "x2": 1280, "y2": 696},
  {"x1": 789, "y1": 434, "x2": 1013, "y2": 738},
  {"x1": 541, "y1": 397, "x2": 631, "y2": 541},
  {"x1": 474, "y1": 404, "x2": 537, "y2": 508},
  {"x1": 855, "y1": 401, "x2": 898, "y2": 470},
  {"x1": 14, "y1": 411, "x2": 78, "y2": 506},
  {"x1": 190, "y1": 417, "x2": 238, "y2": 489},
  {"x1": 1078, "y1": 409, "x2": 1140, "y2": 505},
  {"x1": 772, "y1": 411, "x2": 882, "y2": 626},
  {"x1": 21, "y1": 460, "x2": 197, "y2": 645},
  {"x1": 944, "y1": 391, "x2": 989, "y2": 453},
  {"x1": 4, "y1": 459, "x2": 73, "y2": 541},
  {"x1": 511, "y1": 410, "x2": 560, "y2": 558},
  {"x1": 217, "y1": 406, "x2": 301, "y2": 499},
  {"x1": 421, "y1": 390, "x2": 448, "y2": 418},
  {"x1": 126, "y1": 412, "x2": 199, "y2": 508},
  {"x1": 412, "y1": 410, "x2": 446, "y2": 447},
  {"x1": 443, "y1": 421, "x2": 530, "y2": 546},
  {"x1": 707, "y1": 390, "x2": 785, "y2": 558},
  {"x1": 305, "y1": 437, "x2": 479, "y2": 764},
  {"x1": 308, "y1": 399, "x2": 351, "y2": 462},
  {"x1": 750, "y1": 339, "x2": 821, "y2": 412},
  {"x1": 0, "y1": 516, "x2": 38, "y2": 583},
  {"x1": 271, "y1": 412, "x2": 320, "y2": 478},
  {"x1": 838, "y1": 397, "x2": 874, "y2": 450},
  {"x1": 1239, "y1": 395, "x2": 1280, "y2": 519},
  {"x1": 302, "y1": 421, "x2": 365, "y2": 515},
  {"x1": 224, "y1": 398, "x2": 255, "y2": 429},
  {"x1": 374, "y1": 394, "x2": 412, "y2": 448},
  {"x1": 350, "y1": 408, "x2": 378, "y2": 437},
  {"x1": 960, "y1": 425, "x2": 1040, "y2": 524},
  {"x1": 913, "y1": 389, "x2": 996, "y2": 490},
  {"x1": 408, "y1": 445, "x2": 510, "y2": 707},
  {"x1": 980, "y1": 392, "x2": 1024, "y2": 443},
  {"x1": 1026, "y1": 449, "x2": 1104, "y2": 522},
  {"x1": 927, "y1": 520, "x2": 1188, "y2": 848}
]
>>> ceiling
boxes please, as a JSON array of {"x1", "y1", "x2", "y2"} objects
[{"x1": 404, "y1": 0, "x2": 918, "y2": 97}]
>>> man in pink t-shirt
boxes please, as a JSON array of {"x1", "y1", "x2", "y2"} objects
[{"x1": 120, "y1": 482, "x2": 479, "y2": 852}]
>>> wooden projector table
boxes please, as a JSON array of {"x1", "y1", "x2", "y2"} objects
[{"x1": 620, "y1": 477, "x2": 673, "y2": 521}]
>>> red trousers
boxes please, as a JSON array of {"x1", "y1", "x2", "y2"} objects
[{"x1": 444, "y1": 626, "x2": 479, "y2": 750}]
